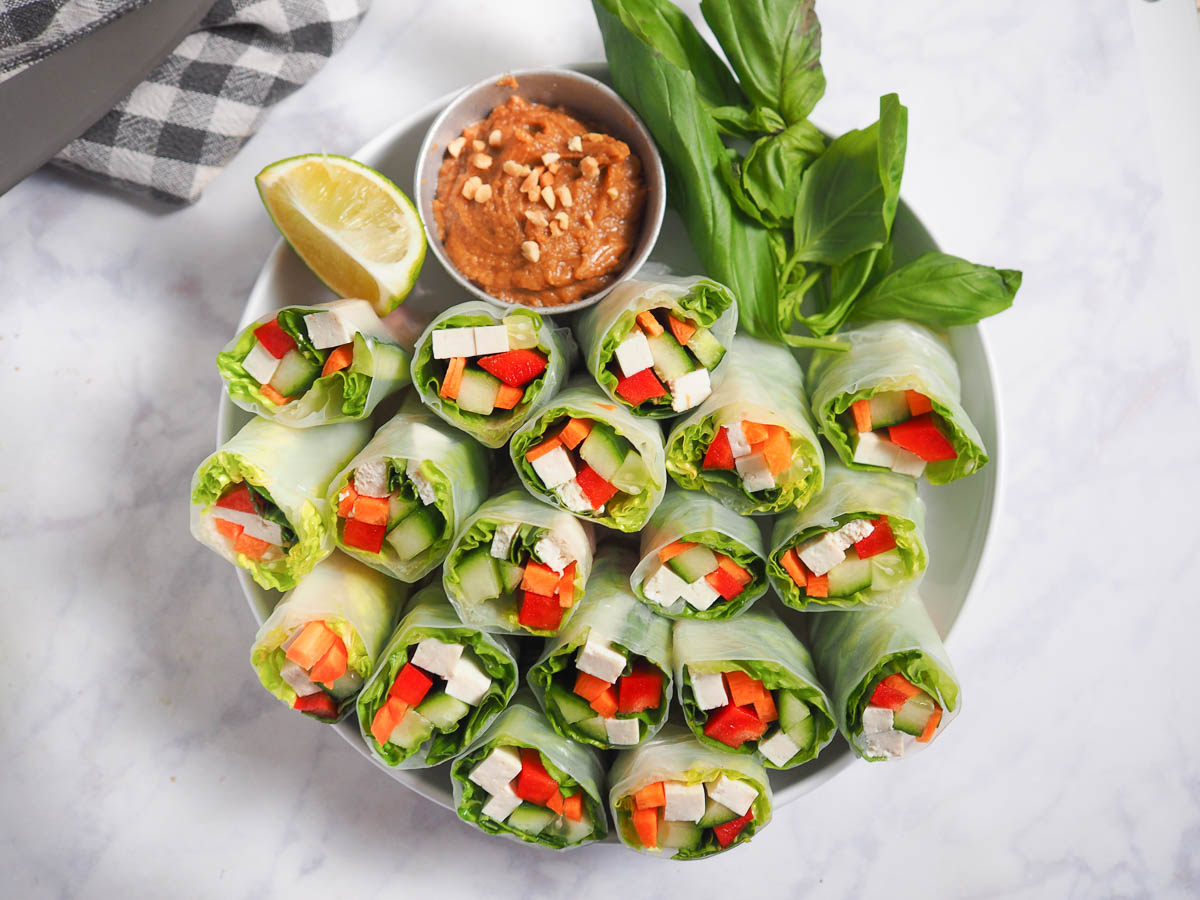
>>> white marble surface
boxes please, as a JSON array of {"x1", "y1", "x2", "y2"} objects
[{"x1": 2, "y1": 1, "x2": 1197, "y2": 897}]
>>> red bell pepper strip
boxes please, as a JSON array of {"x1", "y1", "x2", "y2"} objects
[
  {"x1": 617, "y1": 664, "x2": 663, "y2": 714},
  {"x1": 702, "y1": 427, "x2": 735, "y2": 469},
  {"x1": 854, "y1": 516, "x2": 897, "y2": 558},
  {"x1": 703, "y1": 704, "x2": 767, "y2": 749},
  {"x1": 518, "y1": 591, "x2": 563, "y2": 631},
  {"x1": 292, "y1": 691, "x2": 337, "y2": 718},
  {"x1": 705, "y1": 566, "x2": 745, "y2": 600},
  {"x1": 713, "y1": 808, "x2": 754, "y2": 848},
  {"x1": 615, "y1": 367, "x2": 667, "y2": 405},
  {"x1": 477, "y1": 348, "x2": 548, "y2": 387},
  {"x1": 342, "y1": 518, "x2": 386, "y2": 554},
  {"x1": 576, "y1": 465, "x2": 619, "y2": 509},
  {"x1": 888, "y1": 413, "x2": 957, "y2": 461},
  {"x1": 515, "y1": 748, "x2": 559, "y2": 805},
  {"x1": 388, "y1": 663, "x2": 433, "y2": 706},
  {"x1": 253, "y1": 318, "x2": 297, "y2": 358},
  {"x1": 216, "y1": 483, "x2": 256, "y2": 514}
]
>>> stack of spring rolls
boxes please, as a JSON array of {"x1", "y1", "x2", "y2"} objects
[{"x1": 192, "y1": 269, "x2": 984, "y2": 857}]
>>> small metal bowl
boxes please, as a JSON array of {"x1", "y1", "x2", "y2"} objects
[{"x1": 414, "y1": 67, "x2": 667, "y2": 315}]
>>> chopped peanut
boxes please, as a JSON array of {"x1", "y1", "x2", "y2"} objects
[
  {"x1": 541, "y1": 185, "x2": 557, "y2": 209},
  {"x1": 520, "y1": 166, "x2": 543, "y2": 194},
  {"x1": 473, "y1": 183, "x2": 493, "y2": 203},
  {"x1": 541, "y1": 151, "x2": 560, "y2": 166},
  {"x1": 461, "y1": 175, "x2": 482, "y2": 200},
  {"x1": 580, "y1": 156, "x2": 600, "y2": 178},
  {"x1": 521, "y1": 241, "x2": 541, "y2": 263},
  {"x1": 567, "y1": 135, "x2": 583, "y2": 153},
  {"x1": 472, "y1": 139, "x2": 486, "y2": 152},
  {"x1": 554, "y1": 211, "x2": 569, "y2": 228},
  {"x1": 585, "y1": 132, "x2": 603, "y2": 142},
  {"x1": 550, "y1": 221, "x2": 562, "y2": 237},
  {"x1": 488, "y1": 129, "x2": 503, "y2": 146},
  {"x1": 525, "y1": 209, "x2": 548, "y2": 227},
  {"x1": 503, "y1": 159, "x2": 530, "y2": 177},
  {"x1": 472, "y1": 153, "x2": 493, "y2": 170},
  {"x1": 447, "y1": 136, "x2": 467, "y2": 158},
  {"x1": 583, "y1": 212, "x2": 595, "y2": 229},
  {"x1": 556, "y1": 185, "x2": 573, "y2": 208},
  {"x1": 607, "y1": 186, "x2": 619, "y2": 199},
  {"x1": 548, "y1": 162, "x2": 561, "y2": 175}
]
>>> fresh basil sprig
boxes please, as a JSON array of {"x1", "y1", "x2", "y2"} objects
[{"x1": 852, "y1": 253, "x2": 1022, "y2": 325}]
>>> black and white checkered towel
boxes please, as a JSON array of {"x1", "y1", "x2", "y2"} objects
[{"x1": 3, "y1": 0, "x2": 369, "y2": 204}]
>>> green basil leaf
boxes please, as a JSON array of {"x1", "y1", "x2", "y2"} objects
[
  {"x1": 700, "y1": 0, "x2": 825, "y2": 123},
  {"x1": 740, "y1": 119, "x2": 825, "y2": 226},
  {"x1": 852, "y1": 252, "x2": 1022, "y2": 325},
  {"x1": 708, "y1": 104, "x2": 786, "y2": 138},
  {"x1": 792, "y1": 93, "x2": 907, "y2": 266}
]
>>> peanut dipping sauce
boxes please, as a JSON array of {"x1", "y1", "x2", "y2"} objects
[{"x1": 432, "y1": 94, "x2": 647, "y2": 307}]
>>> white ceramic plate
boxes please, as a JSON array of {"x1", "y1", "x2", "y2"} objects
[{"x1": 219, "y1": 63, "x2": 1000, "y2": 818}]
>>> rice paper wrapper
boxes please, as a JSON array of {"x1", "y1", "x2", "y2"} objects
[
  {"x1": 575, "y1": 274, "x2": 738, "y2": 418},
  {"x1": 190, "y1": 417, "x2": 370, "y2": 591},
  {"x1": 327, "y1": 399, "x2": 490, "y2": 582},
  {"x1": 510, "y1": 379, "x2": 666, "y2": 532},
  {"x1": 217, "y1": 299, "x2": 412, "y2": 427},
  {"x1": 443, "y1": 488, "x2": 595, "y2": 636},
  {"x1": 808, "y1": 320, "x2": 987, "y2": 484},
  {"x1": 411, "y1": 300, "x2": 576, "y2": 448},
  {"x1": 673, "y1": 609, "x2": 835, "y2": 767},
  {"x1": 528, "y1": 551, "x2": 673, "y2": 744},
  {"x1": 665, "y1": 336, "x2": 824, "y2": 515},
  {"x1": 609, "y1": 725, "x2": 772, "y2": 860},
  {"x1": 450, "y1": 693, "x2": 608, "y2": 849},
  {"x1": 250, "y1": 552, "x2": 406, "y2": 722},
  {"x1": 631, "y1": 484, "x2": 768, "y2": 619},
  {"x1": 768, "y1": 462, "x2": 928, "y2": 611},
  {"x1": 808, "y1": 590, "x2": 961, "y2": 761},
  {"x1": 356, "y1": 585, "x2": 518, "y2": 768}
]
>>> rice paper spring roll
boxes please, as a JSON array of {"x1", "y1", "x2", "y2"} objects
[
  {"x1": 327, "y1": 400, "x2": 490, "y2": 582},
  {"x1": 674, "y1": 610, "x2": 835, "y2": 770},
  {"x1": 250, "y1": 552, "x2": 406, "y2": 722},
  {"x1": 528, "y1": 552, "x2": 672, "y2": 748},
  {"x1": 631, "y1": 485, "x2": 768, "y2": 620},
  {"x1": 450, "y1": 693, "x2": 608, "y2": 849},
  {"x1": 609, "y1": 725, "x2": 771, "y2": 860},
  {"x1": 665, "y1": 336, "x2": 823, "y2": 515},
  {"x1": 191, "y1": 417, "x2": 369, "y2": 591},
  {"x1": 356, "y1": 585, "x2": 518, "y2": 768},
  {"x1": 768, "y1": 463, "x2": 928, "y2": 611},
  {"x1": 442, "y1": 488, "x2": 595, "y2": 636},
  {"x1": 808, "y1": 590, "x2": 960, "y2": 761},
  {"x1": 411, "y1": 300, "x2": 575, "y2": 448},
  {"x1": 510, "y1": 380, "x2": 666, "y2": 532},
  {"x1": 217, "y1": 299, "x2": 412, "y2": 427},
  {"x1": 808, "y1": 320, "x2": 987, "y2": 484},
  {"x1": 575, "y1": 274, "x2": 737, "y2": 418}
]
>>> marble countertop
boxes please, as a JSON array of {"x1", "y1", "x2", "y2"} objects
[{"x1": 3, "y1": 1, "x2": 1197, "y2": 897}]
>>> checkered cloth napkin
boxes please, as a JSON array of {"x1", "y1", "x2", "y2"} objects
[{"x1": 2, "y1": 0, "x2": 369, "y2": 204}]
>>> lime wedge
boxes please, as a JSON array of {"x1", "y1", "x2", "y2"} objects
[{"x1": 255, "y1": 154, "x2": 426, "y2": 315}]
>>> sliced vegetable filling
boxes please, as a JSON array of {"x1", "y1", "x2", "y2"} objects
[
  {"x1": 236, "y1": 306, "x2": 398, "y2": 406},
  {"x1": 858, "y1": 672, "x2": 944, "y2": 758},
  {"x1": 641, "y1": 540, "x2": 755, "y2": 613},
  {"x1": 685, "y1": 667, "x2": 819, "y2": 767},
  {"x1": 335, "y1": 457, "x2": 447, "y2": 561},
  {"x1": 776, "y1": 515, "x2": 903, "y2": 600},
  {"x1": 211, "y1": 482, "x2": 296, "y2": 562},
  {"x1": 625, "y1": 774, "x2": 759, "y2": 853},
  {"x1": 844, "y1": 390, "x2": 957, "y2": 477},
  {"x1": 523, "y1": 416, "x2": 651, "y2": 517},
  {"x1": 366, "y1": 637, "x2": 495, "y2": 754},
  {"x1": 278, "y1": 620, "x2": 359, "y2": 719},
  {"x1": 608, "y1": 307, "x2": 725, "y2": 413},
  {"x1": 464, "y1": 745, "x2": 592, "y2": 842},
  {"x1": 700, "y1": 419, "x2": 796, "y2": 493},
  {"x1": 544, "y1": 637, "x2": 665, "y2": 747},
  {"x1": 455, "y1": 520, "x2": 584, "y2": 634},
  {"x1": 430, "y1": 317, "x2": 548, "y2": 416}
]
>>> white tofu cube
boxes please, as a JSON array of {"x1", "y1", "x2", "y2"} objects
[
  {"x1": 533, "y1": 533, "x2": 573, "y2": 573},
  {"x1": 862, "y1": 729, "x2": 905, "y2": 759},
  {"x1": 303, "y1": 310, "x2": 355, "y2": 349},
  {"x1": 445, "y1": 653, "x2": 492, "y2": 705},
  {"x1": 890, "y1": 447, "x2": 927, "y2": 478},
  {"x1": 481, "y1": 783, "x2": 523, "y2": 821},
  {"x1": 705, "y1": 775, "x2": 757, "y2": 818},
  {"x1": 431, "y1": 326, "x2": 476, "y2": 359},
  {"x1": 553, "y1": 479, "x2": 592, "y2": 514},
  {"x1": 576, "y1": 638, "x2": 626, "y2": 684},
  {"x1": 642, "y1": 563, "x2": 688, "y2": 607},
  {"x1": 735, "y1": 452, "x2": 776, "y2": 492},
  {"x1": 861, "y1": 706, "x2": 895, "y2": 735},
  {"x1": 242, "y1": 341, "x2": 281, "y2": 385},
  {"x1": 605, "y1": 717, "x2": 641, "y2": 745},
  {"x1": 797, "y1": 531, "x2": 846, "y2": 577},
  {"x1": 688, "y1": 668, "x2": 728, "y2": 711},
  {"x1": 209, "y1": 507, "x2": 284, "y2": 545},
  {"x1": 530, "y1": 445, "x2": 575, "y2": 489},
  {"x1": 758, "y1": 729, "x2": 801, "y2": 767},
  {"x1": 725, "y1": 422, "x2": 752, "y2": 458},
  {"x1": 614, "y1": 330, "x2": 655, "y2": 377},
  {"x1": 853, "y1": 430, "x2": 900, "y2": 468},
  {"x1": 353, "y1": 459, "x2": 390, "y2": 498},
  {"x1": 468, "y1": 746, "x2": 522, "y2": 794},
  {"x1": 663, "y1": 781, "x2": 706, "y2": 822},
  {"x1": 406, "y1": 459, "x2": 437, "y2": 505},
  {"x1": 835, "y1": 519, "x2": 875, "y2": 548},
  {"x1": 279, "y1": 660, "x2": 322, "y2": 696},
  {"x1": 668, "y1": 367, "x2": 712, "y2": 412},
  {"x1": 473, "y1": 325, "x2": 510, "y2": 355},
  {"x1": 682, "y1": 578, "x2": 721, "y2": 611},
  {"x1": 490, "y1": 522, "x2": 519, "y2": 559},
  {"x1": 410, "y1": 637, "x2": 463, "y2": 679}
]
